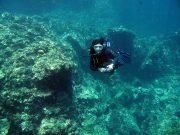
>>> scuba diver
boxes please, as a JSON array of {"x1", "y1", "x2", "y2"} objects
[{"x1": 89, "y1": 37, "x2": 131, "y2": 73}]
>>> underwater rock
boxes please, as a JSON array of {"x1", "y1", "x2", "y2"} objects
[
  {"x1": 0, "y1": 70, "x2": 5, "y2": 80},
  {"x1": 169, "y1": 31, "x2": 180, "y2": 45},
  {"x1": 10, "y1": 112, "x2": 35, "y2": 134},
  {"x1": 107, "y1": 108, "x2": 140, "y2": 134},
  {"x1": 0, "y1": 13, "x2": 76, "y2": 135},
  {"x1": 1, "y1": 12, "x2": 15, "y2": 21},
  {"x1": 174, "y1": 110, "x2": 180, "y2": 118},
  {"x1": 0, "y1": 87, "x2": 52, "y2": 113},
  {"x1": 121, "y1": 34, "x2": 180, "y2": 82},
  {"x1": 0, "y1": 12, "x2": 75, "y2": 89},
  {"x1": 38, "y1": 117, "x2": 78, "y2": 135},
  {"x1": 107, "y1": 27, "x2": 136, "y2": 53},
  {"x1": 81, "y1": 115, "x2": 97, "y2": 133},
  {"x1": 160, "y1": 117, "x2": 180, "y2": 135},
  {"x1": 0, "y1": 118, "x2": 10, "y2": 135}
]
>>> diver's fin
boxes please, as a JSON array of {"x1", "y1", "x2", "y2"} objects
[{"x1": 117, "y1": 50, "x2": 131, "y2": 65}]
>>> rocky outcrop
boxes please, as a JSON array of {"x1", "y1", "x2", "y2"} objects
[{"x1": 0, "y1": 13, "x2": 78, "y2": 135}]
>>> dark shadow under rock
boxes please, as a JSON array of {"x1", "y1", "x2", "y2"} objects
[
  {"x1": 36, "y1": 67, "x2": 73, "y2": 106},
  {"x1": 35, "y1": 66, "x2": 78, "y2": 119}
]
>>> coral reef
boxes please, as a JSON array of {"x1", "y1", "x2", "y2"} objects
[
  {"x1": 38, "y1": 116, "x2": 78, "y2": 135},
  {"x1": 0, "y1": 12, "x2": 78, "y2": 135}
]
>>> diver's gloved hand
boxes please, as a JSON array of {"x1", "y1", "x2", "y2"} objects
[
  {"x1": 98, "y1": 68, "x2": 107, "y2": 72},
  {"x1": 106, "y1": 64, "x2": 115, "y2": 72},
  {"x1": 98, "y1": 64, "x2": 114, "y2": 72}
]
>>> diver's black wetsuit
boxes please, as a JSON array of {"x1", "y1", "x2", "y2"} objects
[{"x1": 90, "y1": 48, "x2": 117, "y2": 71}]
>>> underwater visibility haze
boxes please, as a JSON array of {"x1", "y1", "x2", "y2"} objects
[{"x1": 0, "y1": 0, "x2": 179, "y2": 134}]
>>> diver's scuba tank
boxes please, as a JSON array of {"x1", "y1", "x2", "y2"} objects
[{"x1": 103, "y1": 40, "x2": 111, "y2": 48}]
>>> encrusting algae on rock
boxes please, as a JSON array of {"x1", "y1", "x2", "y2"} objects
[{"x1": 0, "y1": 12, "x2": 79, "y2": 135}]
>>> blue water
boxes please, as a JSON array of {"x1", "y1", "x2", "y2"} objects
[
  {"x1": 111, "y1": 0, "x2": 180, "y2": 36},
  {"x1": 0, "y1": 0, "x2": 180, "y2": 36}
]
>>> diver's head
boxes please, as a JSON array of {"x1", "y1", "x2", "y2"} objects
[
  {"x1": 93, "y1": 43, "x2": 104, "y2": 54},
  {"x1": 91, "y1": 37, "x2": 105, "y2": 54}
]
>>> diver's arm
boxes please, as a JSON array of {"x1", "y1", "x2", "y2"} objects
[{"x1": 106, "y1": 48, "x2": 117, "y2": 59}]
